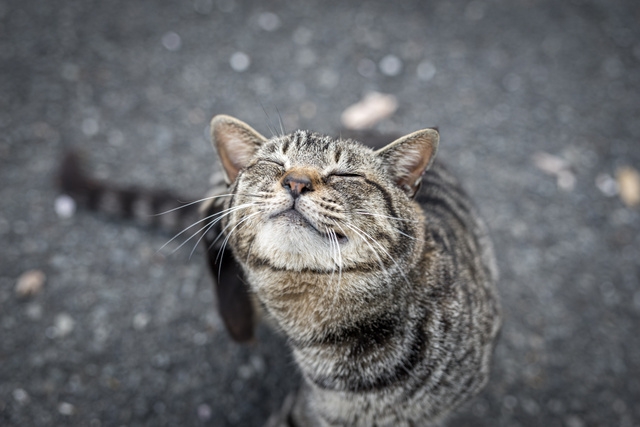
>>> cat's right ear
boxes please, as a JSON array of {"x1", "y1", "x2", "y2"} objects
[
  {"x1": 211, "y1": 115, "x2": 267, "y2": 183},
  {"x1": 375, "y1": 128, "x2": 439, "y2": 198}
]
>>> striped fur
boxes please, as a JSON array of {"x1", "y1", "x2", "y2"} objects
[
  {"x1": 211, "y1": 116, "x2": 501, "y2": 427},
  {"x1": 58, "y1": 117, "x2": 501, "y2": 425}
]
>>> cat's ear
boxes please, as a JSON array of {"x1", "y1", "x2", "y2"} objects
[
  {"x1": 375, "y1": 129, "x2": 439, "y2": 197},
  {"x1": 211, "y1": 115, "x2": 267, "y2": 183}
]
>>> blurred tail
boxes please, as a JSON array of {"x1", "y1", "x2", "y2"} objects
[
  {"x1": 58, "y1": 150, "x2": 199, "y2": 231},
  {"x1": 58, "y1": 150, "x2": 256, "y2": 343}
]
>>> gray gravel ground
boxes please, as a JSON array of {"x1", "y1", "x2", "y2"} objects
[{"x1": 2, "y1": 0, "x2": 640, "y2": 426}]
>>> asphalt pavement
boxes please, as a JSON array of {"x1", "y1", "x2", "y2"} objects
[{"x1": 1, "y1": 0, "x2": 639, "y2": 426}]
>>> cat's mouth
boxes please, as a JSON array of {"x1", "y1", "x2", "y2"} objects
[{"x1": 273, "y1": 209, "x2": 348, "y2": 243}]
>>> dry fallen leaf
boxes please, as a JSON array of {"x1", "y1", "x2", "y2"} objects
[
  {"x1": 340, "y1": 92, "x2": 398, "y2": 130},
  {"x1": 532, "y1": 152, "x2": 569, "y2": 175},
  {"x1": 617, "y1": 166, "x2": 640, "y2": 207},
  {"x1": 15, "y1": 270, "x2": 46, "y2": 297}
]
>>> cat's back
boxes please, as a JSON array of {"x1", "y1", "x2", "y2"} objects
[
  {"x1": 402, "y1": 160, "x2": 501, "y2": 421},
  {"x1": 417, "y1": 161, "x2": 499, "y2": 288}
]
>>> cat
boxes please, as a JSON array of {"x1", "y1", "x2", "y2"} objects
[
  {"x1": 59, "y1": 115, "x2": 501, "y2": 426},
  {"x1": 207, "y1": 115, "x2": 501, "y2": 426}
]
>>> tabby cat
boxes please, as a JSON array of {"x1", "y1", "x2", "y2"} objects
[
  {"x1": 59, "y1": 115, "x2": 501, "y2": 426},
  {"x1": 206, "y1": 115, "x2": 501, "y2": 426}
]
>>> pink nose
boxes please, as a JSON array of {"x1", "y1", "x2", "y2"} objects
[{"x1": 282, "y1": 171, "x2": 313, "y2": 198}]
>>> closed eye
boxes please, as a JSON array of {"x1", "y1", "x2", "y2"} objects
[
  {"x1": 330, "y1": 172, "x2": 363, "y2": 178},
  {"x1": 260, "y1": 159, "x2": 285, "y2": 168}
]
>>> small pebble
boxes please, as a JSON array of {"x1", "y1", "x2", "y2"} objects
[
  {"x1": 238, "y1": 364, "x2": 254, "y2": 379},
  {"x1": 55, "y1": 195, "x2": 77, "y2": 219},
  {"x1": 197, "y1": 403, "x2": 212, "y2": 421},
  {"x1": 15, "y1": 270, "x2": 46, "y2": 297},
  {"x1": 557, "y1": 170, "x2": 576, "y2": 191},
  {"x1": 193, "y1": 331, "x2": 208, "y2": 345},
  {"x1": 257, "y1": 12, "x2": 281, "y2": 32},
  {"x1": 532, "y1": 152, "x2": 576, "y2": 191},
  {"x1": 133, "y1": 313, "x2": 150, "y2": 331},
  {"x1": 58, "y1": 402, "x2": 75, "y2": 416},
  {"x1": 12, "y1": 388, "x2": 30, "y2": 405},
  {"x1": 81, "y1": 118, "x2": 99, "y2": 136},
  {"x1": 595, "y1": 173, "x2": 618, "y2": 197},
  {"x1": 379, "y1": 54, "x2": 403, "y2": 76},
  {"x1": 230, "y1": 52, "x2": 250, "y2": 72},
  {"x1": 53, "y1": 313, "x2": 75, "y2": 338},
  {"x1": 161, "y1": 32, "x2": 182, "y2": 51},
  {"x1": 250, "y1": 354, "x2": 266, "y2": 373}
]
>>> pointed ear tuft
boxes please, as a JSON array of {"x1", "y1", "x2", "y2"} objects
[
  {"x1": 211, "y1": 115, "x2": 267, "y2": 183},
  {"x1": 375, "y1": 128, "x2": 439, "y2": 197}
]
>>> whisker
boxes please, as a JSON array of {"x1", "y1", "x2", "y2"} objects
[
  {"x1": 188, "y1": 208, "x2": 240, "y2": 261},
  {"x1": 327, "y1": 228, "x2": 343, "y2": 307},
  {"x1": 152, "y1": 192, "x2": 265, "y2": 217},
  {"x1": 354, "y1": 210, "x2": 421, "y2": 223},
  {"x1": 395, "y1": 228, "x2": 426, "y2": 242},
  {"x1": 260, "y1": 102, "x2": 278, "y2": 138},
  {"x1": 324, "y1": 226, "x2": 336, "y2": 285},
  {"x1": 152, "y1": 194, "x2": 234, "y2": 217},
  {"x1": 215, "y1": 211, "x2": 262, "y2": 279},
  {"x1": 169, "y1": 218, "x2": 222, "y2": 257},
  {"x1": 343, "y1": 224, "x2": 388, "y2": 275},
  {"x1": 353, "y1": 210, "x2": 426, "y2": 242},
  {"x1": 191, "y1": 206, "x2": 261, "y2": 260},
  {"x1": 207, "y1": 207, "x2": 260, "y2": 257},
  {"x1": 245, "y1": 234, "x2": 258, "y2": 265},
  {"x1": 166, "y1": 203, "x2": 257, "y2": 257},
  {"x1": 276, "y1": 106, "x2": 285, "y2": 137},
  {"x1": 347, "y1": 223, "x2": 411, "y2": 286},
  {"x1": 157, "y1": 202, "x2": 257, "y2": 253}
]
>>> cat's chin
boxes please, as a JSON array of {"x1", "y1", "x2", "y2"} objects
[
  {"x1": 273, "y1": 209, "x2": 316, "y2": 232},
  {"x1": 270, "y1": 209, "x2": 348, "y2": 243},
  {"x1": 251, "y1": 216, "x2": 343, "y2": 270}
]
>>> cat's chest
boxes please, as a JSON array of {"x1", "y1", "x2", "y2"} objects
[{"x1": 245, "y1": 267, "x2": 394, "y2": 334}]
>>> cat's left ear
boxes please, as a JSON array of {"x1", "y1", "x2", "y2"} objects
[
  {"x1": 211, "y1": 115, "x2": 267, "y2": 183},
  {"x1": 375, "y1": 129, "x2": 439, "y2": 198}
]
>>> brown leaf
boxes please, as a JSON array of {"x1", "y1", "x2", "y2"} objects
[
  {"x1": 15, "y1": 270, "x2": 46, "y2": 297},
  {"x1": 340, "y1": 92, "x2": 398, "y2": 130},
  {"x1": 617, "y1": 166, "x2": 640, "y2": 207}
]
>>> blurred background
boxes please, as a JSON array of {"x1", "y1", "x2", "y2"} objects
[{"x1": 1, "y1": 0, "x2": 640, "y2": 426}]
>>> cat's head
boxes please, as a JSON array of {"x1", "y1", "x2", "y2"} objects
[{"x1": 210, "y1": 114, "x2": 438, "y2": 282}]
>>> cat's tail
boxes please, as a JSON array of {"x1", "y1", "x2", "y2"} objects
[
  {"x1": 59, "y1": 150, "x2": 256, "y2": 342},
  {"x1": 58, "y1": 150, "x2": 200, "y2": 231}
]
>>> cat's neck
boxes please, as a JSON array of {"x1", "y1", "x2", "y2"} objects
[{"x1": 245, "y1": 266, "x2": 417, "y2": 342}]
